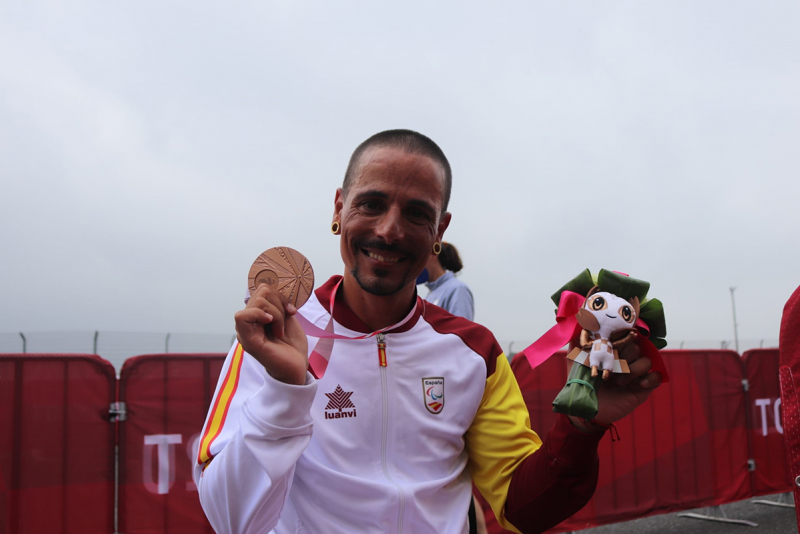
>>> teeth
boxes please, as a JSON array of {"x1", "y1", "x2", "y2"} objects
[{"x1": 368, "y1": 252, "x2": 399, "y2": 263}]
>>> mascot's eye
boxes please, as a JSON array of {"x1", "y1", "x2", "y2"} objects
[
  {"x1": 620, "y1": 305, "x2": 634, "y2": 323},
  {"x1": 591, "y1": 296, "x2": 606, "y2": 311}
]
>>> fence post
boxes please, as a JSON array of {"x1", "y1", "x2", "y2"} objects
[{"x1": 19, "y1": 332, "x2": 26, "y2": 353}]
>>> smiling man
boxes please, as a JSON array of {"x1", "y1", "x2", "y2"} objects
[{"x1": 194, "y1": 130, "x2": 662, "y2": 534}]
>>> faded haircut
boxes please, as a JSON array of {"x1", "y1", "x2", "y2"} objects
[{"x1": 342, "y1": 129, "x2": 452, "y2": 213}]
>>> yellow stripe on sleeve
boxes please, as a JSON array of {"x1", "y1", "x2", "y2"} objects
[{"x1": 198, "y1": 344, "x2": 245, "y2": 464}]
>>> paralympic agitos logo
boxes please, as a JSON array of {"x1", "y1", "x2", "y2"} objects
[{"x1": 422, "y1": 377, "x2": 445, "y2": 414}]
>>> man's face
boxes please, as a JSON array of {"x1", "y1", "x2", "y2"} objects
[{"x1": 334, "y1": 146, "x2": 451, "y2": 297}]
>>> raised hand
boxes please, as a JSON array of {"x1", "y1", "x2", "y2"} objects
[
  {"x1": 569, "y1": 341, "x2": 663, "y2": 432},
  {"x1": 234, "y1": 284, "x2": 309, "y2": 385},
  {"x1": 594, "y1": 341, "x2": 663, "y2": 425}
]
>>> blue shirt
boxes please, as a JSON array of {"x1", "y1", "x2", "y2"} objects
[{"x1": 424, "y1": 271, "x2": 475, "y2": 321}]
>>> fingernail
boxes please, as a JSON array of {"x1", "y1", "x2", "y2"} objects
[{"x1": 640, "y1": 377, "x2": 650, "y2": 388}]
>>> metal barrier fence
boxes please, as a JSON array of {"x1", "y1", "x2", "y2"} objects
[
  {"x1": 0, "y1": 354, "x2": 116, "y2": 534},
  {"x1": 0, "y1": 349, "x2": 789, "y2": 534},
  {"x1": 0, "y1": 332, "x2": 778, "y2": 372}
]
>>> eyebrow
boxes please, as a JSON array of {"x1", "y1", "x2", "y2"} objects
[{"x1": 353, "y1": 190, "x2": 388, "y2": 201}]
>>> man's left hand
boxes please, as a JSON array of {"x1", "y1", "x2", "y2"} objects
[
  {"x1": 594, "y1": 342, "x2": 662, "y2": 424},
  {"x1": 569, "y1": 342, "x2": 663, "y2": 431}
]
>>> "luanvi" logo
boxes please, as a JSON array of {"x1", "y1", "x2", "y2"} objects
[{"x1": 324, "y1": 385, "x2": 357, "y2": 420}]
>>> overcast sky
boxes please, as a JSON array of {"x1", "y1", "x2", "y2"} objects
[{"x1": 1, "y1": 1, "x2": 797, "y2": 352}]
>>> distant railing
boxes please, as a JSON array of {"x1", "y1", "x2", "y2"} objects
[
  {"x1": 0, "y1": 331, "x2": 237, "y2": 371},
  {"x1": 1, "y1": 331, "x2": 779, "y2": 373}
]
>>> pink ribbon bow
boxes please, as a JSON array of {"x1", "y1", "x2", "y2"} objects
[{"x1": 519, "y1": 290, "x2": 669, "y2": 383}]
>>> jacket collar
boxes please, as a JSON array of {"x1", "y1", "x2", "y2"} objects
[{"x1": 314, "y1": 275, "x2": 422, "y2": 334}]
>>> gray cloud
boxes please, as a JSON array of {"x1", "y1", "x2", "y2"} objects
[{"x1": 1, "y1": 1, "x2": 797, "y2": 352}]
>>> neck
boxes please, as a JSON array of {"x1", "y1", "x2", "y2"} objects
[
  {"x1": 427, "y1": 263, "x2": 446, "y2": 282},
  {"x1": 340, "y1": 275, "x2": 417, "y2": 331}
]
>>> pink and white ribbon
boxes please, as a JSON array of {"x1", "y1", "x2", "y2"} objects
[{"x1": 295, "y1": 279, "x2": 418, "y2": 378}]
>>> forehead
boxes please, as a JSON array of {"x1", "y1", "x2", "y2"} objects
[{"x1": 348, "y1": 146, "x2": 446, "y2": 204}]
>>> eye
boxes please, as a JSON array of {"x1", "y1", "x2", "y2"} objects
[
  {"x1": 619, "y1": 305, "x2": 634, "y2": 323},
  {"x1": 361, "y1": 199, "x2": 381, "y2": 212},
  {"x1": 407, "y1": 207, "x2": 433, "y2": 222},
  {"x1": 590, "y1": 296, "x2": 606, "y2": 311}
]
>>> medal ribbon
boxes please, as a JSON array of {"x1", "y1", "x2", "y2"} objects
[
  {"x1": 294, "y1": 279, "x2": 419, "y2": 378},
  {"x1": 519, "y1": 290, "x2": 669, "y2": 382}
]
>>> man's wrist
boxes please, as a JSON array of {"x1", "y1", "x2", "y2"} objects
[{"x1": 568, "y1": 415, "x2": 608, "y2": 435}]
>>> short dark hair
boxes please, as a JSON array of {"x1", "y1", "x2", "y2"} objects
[
  {"x1": 342, "y1": 129, "x2": 452, "y2": 213},
  {"x1": 437, "y1": 242, "x2": 463, "y2": 273}
]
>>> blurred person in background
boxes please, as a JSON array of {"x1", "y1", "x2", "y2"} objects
[{"x1": 424, "y1": 242, "x2": 475, "y2": 321}]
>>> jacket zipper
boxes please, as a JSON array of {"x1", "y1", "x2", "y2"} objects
[
  {"x1": 377, "y1": 333, "x2": 387, "y2": 367},
  {"x1": 377, "y1": 333, "x2": 405, "y2": 533}
]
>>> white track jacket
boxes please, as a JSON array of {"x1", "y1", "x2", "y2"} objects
[{"x1": 194, "y1": 276, "x2": 601, "y2": 534}]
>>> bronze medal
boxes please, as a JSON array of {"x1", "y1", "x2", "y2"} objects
[{"x1": 248, "y1": 247, "x2": 315, "y2": 308}]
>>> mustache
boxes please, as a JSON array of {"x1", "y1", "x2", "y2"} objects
[{"x1": 355, "y1": 239, "x2": 412, "y2": 257}]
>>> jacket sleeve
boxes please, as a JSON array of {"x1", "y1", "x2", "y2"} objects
[
  {"x1": 193, "y1": 342, "x2": 317, "y2": 534},
  {"x1": 465, "y1": 354, "x2": 603, "y2": 534}
]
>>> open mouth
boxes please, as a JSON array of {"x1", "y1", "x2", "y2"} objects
[{"x1": 363, "y1": 249, "x2": 403, "y2": 264}]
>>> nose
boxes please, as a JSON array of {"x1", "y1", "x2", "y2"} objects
[{"x1": 374, "y1": 206, "x2": 404, "y2": 243}]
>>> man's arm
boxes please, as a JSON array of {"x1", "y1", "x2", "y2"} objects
[
  {"x1": 468, "y1": 344, "x2": 662, "y2": 534},
  {"x1": 465, "y1": 355, "x2": 601, "y2": 534},
  {"x1": 193, "y1": 343, "x2": 317, "y2": 534},
  {"x1": 193, "y1": 284, "x2": 315, "y2": 533},
  {"x1": 502, "y1": 414, "x2": 603, "y2": 533}
]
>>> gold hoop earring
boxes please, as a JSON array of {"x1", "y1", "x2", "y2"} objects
[
  {"x1": 331, "y1": 222, "x2": 340, "y2": 235},
  {"x1": 433, "y1": 242, "x2": 442, "y2": 255}
]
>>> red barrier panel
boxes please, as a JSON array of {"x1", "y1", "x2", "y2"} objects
[
  {"x1": 778, "y1": 285, "x2": 800, "y2": 525},
  {"x1": 482, "y1": 350, "x2": 752, "y2": 533},
  {"x1": 118, "y1": 353, "x2": 225, "y2": 534},
  {"x1": 0, "y1": 354, "x2": 116, "y2": 534},
  {"x1": 2, "y1": 348, "x2": 787, "y2": 533},
  {"x1": 743, "y1": 349, "x2": 790, "y2": 496}
]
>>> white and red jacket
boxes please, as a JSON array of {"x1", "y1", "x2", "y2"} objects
[{"x1": 194, "y1": 276, "x2": 603, "y2": 534}]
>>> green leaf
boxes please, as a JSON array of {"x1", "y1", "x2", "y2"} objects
[
  {"x1": 551, "y1": 268, "x2": 595, "y2": 306},
  {"x1": 552, "y1": 363, "x2": 602, "y2": 419},
  {"x1": 597, "y1": 269, "x2": 650, "y2": 302},
  {"x1": 639, "y1": 298, "x2": 667, "y2": 339}
]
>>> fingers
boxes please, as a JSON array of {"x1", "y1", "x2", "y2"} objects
[
  {"x1": 235, "y1": 307, "x2": 273, "y2": 326},
  {"x1": 627, "y1": 355, "x2": 652, "y2": 377},
  {"x1": 611, "y1": 356, "x2": 662, "y2": 390},
  {"x1": 614, "y1": 354, "x2": 651, "y2": 386},
  {"x1": 244, "y1": 284, "x2": 291, "y2": 338},
  {"x1": 618, "y1": 341, "x2": 640, "y2": 362},
  {"x1": 638, "y1": 370, "x2": 662, "y2": 390}
]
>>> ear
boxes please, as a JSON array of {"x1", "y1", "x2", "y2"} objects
[
  {"x1": 576, "y1": 308, "x2": 601, "y2": 332},
  {"x1": 436, "y1": 211, "x2": 451, "y2": 243},
  {"x1": 332, "y1": 187, "x2": 344, "y2": 225},
  {"x1": 585, "y1": 285, "x2": 600, "y2": 298},
  {"x1": 629, "y1": 296, "x2": 640, "y2": 319}
]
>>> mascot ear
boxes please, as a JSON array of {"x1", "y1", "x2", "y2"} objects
[
  {"x1": 586, "y1": 285, "x2": 600, "y2": 298},
  {"x1": 629, "y1": 296, "x2": 640, "y2": 319},
  {"x1": 576, "y1": 308, "x2": 601, "y2": 332}
]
